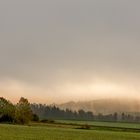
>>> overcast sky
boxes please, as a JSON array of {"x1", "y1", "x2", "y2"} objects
[{"x1": 0, "y1": 0, "x2": 140, "y2": 103}]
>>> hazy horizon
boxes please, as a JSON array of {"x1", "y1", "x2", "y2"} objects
[{"x1": 1, "y1": 0, "x2": 140, "y2": 104}]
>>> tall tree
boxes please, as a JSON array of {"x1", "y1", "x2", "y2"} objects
[{"x1": 15, "y1": 97, "x2": 32, "y2": 124}]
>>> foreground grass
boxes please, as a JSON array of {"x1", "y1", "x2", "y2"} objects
[{"x1": 0, "y1": 123, "x2": 140, "y2": 140}]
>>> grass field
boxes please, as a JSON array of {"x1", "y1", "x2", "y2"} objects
[
  {"x1": 56, "y1": 120, "x2": 140, "y2": 129},
  {"x1": 0, "y1": 121, "x2": 140, "y2": 140}
]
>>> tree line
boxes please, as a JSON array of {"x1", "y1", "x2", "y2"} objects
[
  {"x1": 0, "y1": 97, "x2": 140, "y2": 124},
  {"x1": 31, "y1": 103, "x2": 140, "y2": 123}
]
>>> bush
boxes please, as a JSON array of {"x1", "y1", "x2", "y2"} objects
[
  {"x1": 79, "y1": 124, "x2": 91, "y2": 130},
  {"x1": 40, "y1": 119, "x2": 55, "y2": 123},
  {"x1": 0, "y1": 114, "x2": 14, "y2": 123},
  {"x1": 32, "y1": 114, "x2": 39, "y2": 122}
]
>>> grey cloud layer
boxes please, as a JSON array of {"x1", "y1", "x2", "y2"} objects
[{"x1": 0, "y1": 0, "x2": 140, "y2": 102}]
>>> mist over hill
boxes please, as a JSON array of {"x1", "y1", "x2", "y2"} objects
[{"x1": 57, "y1": 99, "x2": 140, "y2": 115}]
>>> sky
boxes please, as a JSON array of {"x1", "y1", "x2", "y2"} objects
[{"x1": 0, "y1": 0, "x2": 140, "y2": 104}]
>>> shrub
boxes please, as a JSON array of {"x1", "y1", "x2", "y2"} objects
[
  {"x1": 79, "y1": 124, "x2": 91, "y2": 130},
  {"x1": 40, "y1": 119, "x2": 55, "y2": 123},
  {"x1": 32, "y1": 114, "x2": 39, "y2": 122}
]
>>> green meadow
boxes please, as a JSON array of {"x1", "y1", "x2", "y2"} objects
[
  {"x1": 57, "y1": 120, "x2": 140, "y2": 129},
  {"x1": 0, "y1": 121, "x2": 140, "y2": 140}
]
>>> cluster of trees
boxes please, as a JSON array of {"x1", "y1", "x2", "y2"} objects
[
  {"x1": 0, "y1": 97, "x2": 38, "y2": 124},
  {"x1": 31, "y1": 104, "x2": 140, "y2": 123}
]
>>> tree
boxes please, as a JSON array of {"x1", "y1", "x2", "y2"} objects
[
  {"x1": 0, "y1": 97, "x2": 15, "y2": 122},
  {"x1": 15, "y1": 97, "x2": 32, "y2": 124},
  {"x1": 121, "y1": 113, "x2": 125, "y2": 121},
  {"x1": 113, "y1": 112, "x2": 118, "y2": 121}
]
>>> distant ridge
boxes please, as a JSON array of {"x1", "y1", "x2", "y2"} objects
[{"x1": 57, "y1": 98, "x2": 140, "y2": 114}]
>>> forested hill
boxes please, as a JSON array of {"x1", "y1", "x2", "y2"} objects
[{"x1": 57, "y1": 99, "x2": 140, "y2": 114}]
